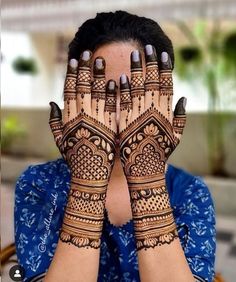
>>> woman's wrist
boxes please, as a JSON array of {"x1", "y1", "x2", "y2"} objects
[
  {"x1": 60, "y1": 181, "x2": 108, "y2": 249},
  {"x1": 128, "y1": 175, "x2": 178, "y2": 251}
]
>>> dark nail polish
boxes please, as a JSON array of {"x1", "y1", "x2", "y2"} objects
[{"x1": 161, "y1": 52, "x2": 172, "y2": 69}]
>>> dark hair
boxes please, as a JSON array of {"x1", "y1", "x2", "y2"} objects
[{"x1": 68, "y1": 10, "x2": 174, "y2": 67}]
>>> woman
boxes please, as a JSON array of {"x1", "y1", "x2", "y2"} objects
[{"x1": 14, "y1": 11, "x2": 216, "y2": 282}]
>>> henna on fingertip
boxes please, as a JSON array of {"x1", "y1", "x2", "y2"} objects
[
  {"x1": 105, "y1": 80, "x2": 117, "y2": 129},
  {"x1": 76, "y1": 50, "x2": 92, "y2": 114},
  {"x1": 159, "y1": 51, "x2": 173, "y2": 117},
  {"x1": 63, "y1": 58, "x2": 78, "y2": 121},
  {"x1": 173, "y1": 97, "x2": 187, "y2": 137},
  {"x1": 144, "y1": 44, "x2": 160, "y2": 108},
  {"x1": 91, "y1": 57, "x2": 106, "y2": 118},
  {"x1": 130, "y1": 50, "x2": 145, "y2": 115}
]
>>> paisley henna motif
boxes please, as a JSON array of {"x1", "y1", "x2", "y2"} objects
[{"x1": 50, "y1": 107, "x2": 116, "y2": 249}]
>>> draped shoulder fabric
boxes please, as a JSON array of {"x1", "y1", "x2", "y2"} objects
[{"x1": 14, "y1": 158, "x2": 216, "y2": 282}]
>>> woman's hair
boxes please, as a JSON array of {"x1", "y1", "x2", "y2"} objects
[{"x1": 68, "y1": 10, "x2": 174, "y2": 67}]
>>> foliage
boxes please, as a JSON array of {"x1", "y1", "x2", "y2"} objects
[
  {"x1": 222, "y1": 32, "x2": 236, "y2": 76},
  {"x1": 1, "y1": 116, "x2": 26, "y2": 154},
  {"x1": 175, "y1": 21, "x2": 235, "y2": 176},
  {"x1": 12, "y1": 57, "x2": 38, "y2": 75}
]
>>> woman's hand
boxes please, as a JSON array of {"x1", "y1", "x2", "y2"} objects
[
  {"x1": 49, "y1": 51, "x2": 117, "y2": 249},
  {"x1": 118, "y1": 45, "x2": 187, "y2": 250}
]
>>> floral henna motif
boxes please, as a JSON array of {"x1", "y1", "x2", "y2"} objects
[
  {"x1": 50, "y1": 111, "x2": 116, "y2": 249},
  {"x1": 119, "y1": 107, "x2": 180, "y2": 250}
]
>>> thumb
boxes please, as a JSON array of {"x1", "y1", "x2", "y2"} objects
[
  {"x1": 173, "y1": 97, "x2": 187, "y2": 140},
  {"x1": 49, "y1": 101, "x2": 63, "y2": 148}
]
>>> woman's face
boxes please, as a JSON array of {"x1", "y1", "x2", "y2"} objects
[{"x1": 92, "y1": 41, "x2": 144, "y2": 126}]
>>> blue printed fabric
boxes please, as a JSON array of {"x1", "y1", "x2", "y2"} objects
[{"x1": 14, "y1": 158, "x2": 216, "y2": 281}]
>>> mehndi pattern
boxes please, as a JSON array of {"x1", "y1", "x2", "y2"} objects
[
  {"x1": 50, "y1": 112, "x2": 116, "y2": 249},
  {"x1": 120, "y1": 107, "x2": 181, "y2": 250}
]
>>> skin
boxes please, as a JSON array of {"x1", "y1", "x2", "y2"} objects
[
  {"x1": 93, "y1": 41, "x2": 139, "y2": 227},
  {"x1": 45, "y1": 42, "x2": 194, "y2": 282}
]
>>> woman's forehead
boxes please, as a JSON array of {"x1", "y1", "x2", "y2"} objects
[{"x1": 92, "y1": 42, "x2": 145, "y2": 82}]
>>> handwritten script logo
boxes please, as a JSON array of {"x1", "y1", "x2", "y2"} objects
[{"x1": 38, "y1": 192, "x2": 58, "y2": 253}]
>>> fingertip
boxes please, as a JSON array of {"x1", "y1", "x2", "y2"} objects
[
  {"x1": 94, "y1": 56, "x2": 106, "y2": 75},
  {"x1": 105, "y1": 80, "x2": 117, "y2": 114},
  {"x1": 69, "y1": 58, "x2": 78, "y2": 69},
  {"x1": 161, "y1": 52, "x2": 172, "y2": 70},
  {"x1": 106, "y1": 79, "x2": 116, "y2": 92},
  {"x1": 131, "y1": 50, "x2": 142, "y2": 69},
  {"x1": 120, "y1": 74, "x2": 130, "y2": 90},
  {"x1": 49, "y1": 102, "x2": 62, "y2": 119},
  {"x1": 174, "y1": 97, "x2": 187, "y2": 116},
  {"x1": 144, "y1": 44, "x2": 157, "y2": 63}
]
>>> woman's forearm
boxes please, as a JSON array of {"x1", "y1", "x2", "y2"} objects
[
  {"x1": 137, "y1": 234, "x2": 195, "y2": 282},
  {"x1": 44, "y1": 240, "x2": 100, "y2": 282},
  {"x1": 44, "y1": 182, "x2": 106, "y2": 282},
  {"x1": 130, "y1": 179, "x2": 195, "y2": 282}
]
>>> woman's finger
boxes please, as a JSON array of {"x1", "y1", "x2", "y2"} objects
[
  {"x1": 63, "y1": 59, "x2": 78, "y2": 123},
  {"x1": 159, "y1": 52, "x2": 173, "y2": 121},
  {"x1": 173, "y1": 97, "x2": 187, "y2": 141},
  {"x1": 91, "y1": 57, "x2": 106, "y2": 123},
  {"x1": 119, "y1": 74, "x2": 132, "y2": 132},
  {"x1": 130, "y1": 50, "x2": 145, "y2": 121},
  {"x1": 104, "y1": 80, "x2": 117, "y2": 133},
  {"x1": 49, "y1": 101, "x2": 63, "y2": 149},
  {"x1": 76, "y1": 50, "x2": 92, "y2": 115},
  {"x1": 144, "y1": 44, "x2": 159, "y2": 110}
]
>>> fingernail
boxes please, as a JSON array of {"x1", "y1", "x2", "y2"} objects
[
  {"x1": 69, "y1": 59, "x2": 78, "y2": 68},
  {"x1": 82, "y1": 50, "x2": 91, "y2": 61},
  {"x1": 79, "y1": 50, "x2": 92, "y2": 68},
  {"x1": 95, "y1": 58, "x2": 104, "y2": 69},
  {"x1": 120, "y1": 74, "x2": 130, "y2": 90},
  {"x1": 161, "y1": 52, "x2": 172, "y2": 69},
  {"x1": 145, "y1": 45, "x2": 153, "y2": 56},
  {"x1": 161, "y1": 52, "x2": 168, "y2": 63},
  {"x1": 108, "y1": 80, "x2": 116, "y2": 91},
  {"x1": 145, "y1": 44, "x2": 157, "y2": 63},
  {"x1": 94, "y1": 57, "x2": 105, "y2": 75},
  {"x1": 131, "y1": 50, "x2": 142, "y2": 69},
  {"x1": 120, "y1": 74, "x2": 127, "y2": 84},
  {"x1": 132, "y1": 50, "x2": 140, "y2": 62}
]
